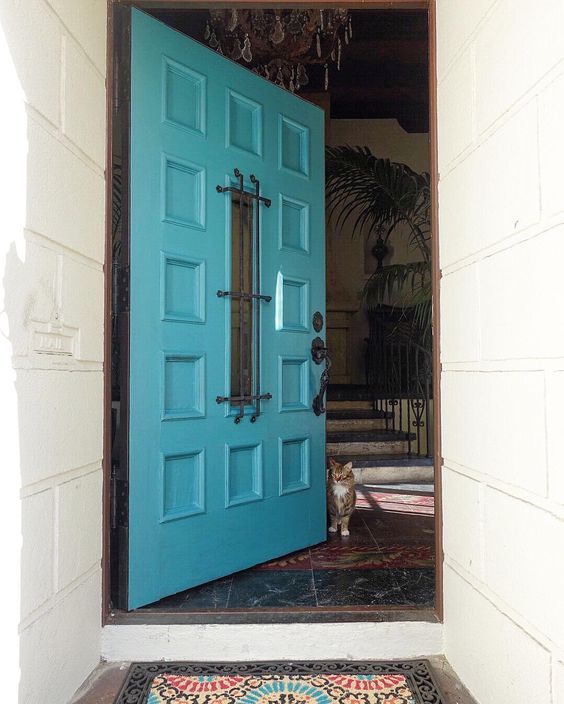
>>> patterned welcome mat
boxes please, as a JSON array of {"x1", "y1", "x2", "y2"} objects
[{"x1": 115, "y1": 661, "x2": 446, "y2": 704}]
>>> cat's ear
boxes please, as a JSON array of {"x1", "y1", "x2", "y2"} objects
[
  {"x1": 344, "y1": 462, "x2": 353, "y2": 472},
  {"x1": 329, "y1": 458, "x2": 338, "y2": 468}
]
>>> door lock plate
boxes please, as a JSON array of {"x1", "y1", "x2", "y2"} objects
[{"x1": 312, "y1": 311, "x2": 324, "y2": 333}]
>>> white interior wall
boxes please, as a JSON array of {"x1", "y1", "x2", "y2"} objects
[
  {"x1": 0, "y1": 1, "x2": 107, "y2": 702},
  {"x1": 437, "y1": 1, "x2": 564, "y2": 702}
]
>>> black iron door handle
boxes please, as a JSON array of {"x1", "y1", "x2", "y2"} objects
[
  {"x1": 313, "y1": 354, "x2": 331, "y2": 416},
  {"x1": 311, "y1": 336, "x2": 328, "y2": 365}
]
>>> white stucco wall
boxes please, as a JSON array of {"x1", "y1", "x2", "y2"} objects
[
  {"x1": 437, "y1": 1, "x2": 564, "y2": 702},
  {"x1": 0, "y1": 1, "x2": 107, "y2": 702}
]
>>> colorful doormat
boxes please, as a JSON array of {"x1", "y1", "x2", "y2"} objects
[{"x1": 115, "y1": 661, "x2": 446, "y2": 704}]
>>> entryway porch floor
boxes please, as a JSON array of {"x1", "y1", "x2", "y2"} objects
[
  {"x1": 137, "y1": 483, "x2": 435, "y2": 612},
  {"x1": 70, "y1": 657, "x2": 477, "y2": 704}
]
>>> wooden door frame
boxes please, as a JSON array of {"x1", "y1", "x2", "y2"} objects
[{"x1": 103, "y1": 0, "x2": 442, "y2": 624}]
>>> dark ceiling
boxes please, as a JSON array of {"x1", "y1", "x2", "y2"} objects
[{"x1": 148, "y1": 9, "x2": 429, "y2": 133}]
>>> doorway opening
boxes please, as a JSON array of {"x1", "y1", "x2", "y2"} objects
[{"x1": 108, "y1": 3, "x2": 437, "y2": 621}]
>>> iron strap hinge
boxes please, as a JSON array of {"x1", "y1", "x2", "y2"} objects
[
  {"x1": 114, "y1": 264, "x2": 130, "y2": 314},
  {"x1": 111, "y1": 470, "x2": 129, "y2": 529}
]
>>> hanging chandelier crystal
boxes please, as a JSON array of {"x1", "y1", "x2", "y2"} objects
[{"x1": 204, "y1": 9, "x2": 352, "y2": 93}]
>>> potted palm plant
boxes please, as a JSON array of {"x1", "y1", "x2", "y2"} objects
[{"x1": 325, "y1": 145, "x2": 432, "y2": 348}]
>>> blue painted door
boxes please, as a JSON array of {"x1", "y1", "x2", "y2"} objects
[{"x1": 129, "y1": 9, "x2": 326, "y2": 609}]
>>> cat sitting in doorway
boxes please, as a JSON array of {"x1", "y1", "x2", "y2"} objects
[{"x1": 327, "y1": 458, "x2": 356, "y2": 536}]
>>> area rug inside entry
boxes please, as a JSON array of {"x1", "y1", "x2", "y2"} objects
[{"x1": 115, "y1": 661, "x2": 446, "y2": 703}]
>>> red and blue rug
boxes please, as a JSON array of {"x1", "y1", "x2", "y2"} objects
[
  {"x1": 251, "y1": 489, "x2": 435, "y2": 572},
  {"x1": 255, "y1": 544, "x2": 433, "y2": 571},
  {"x1": 355, "y1": 491, "x2": 434, "y2": 516},
  {"x1": 115, "y1": 662, "x2": 446, "y2": 704}
]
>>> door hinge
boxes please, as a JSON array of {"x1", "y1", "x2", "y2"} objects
[
  {"x1": 113, "y1": 264, "x2": 130, "y2": 314},
  {"x1": 111, "y1": 469, "x2": 129, "y2": 529}
]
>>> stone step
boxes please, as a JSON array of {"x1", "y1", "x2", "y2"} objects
[
  {"x1": 326, "y1": 399, "x2": 375, "y2": 411},
  {"x1": 327, "y1": 430, "x2": 414, "y2": 443},
  {"x1": 326, "y1": 409, "x2": 392, "y2": 420},
  {"x1": 326, "y1": 430, "x2": 411, "y2": 457},
  {"x1": 327, "y1": 440, "x2": 409, "y2": 456},
  {"x1": 327, "y1": 417, "x2": 388, "y2": 432},
  {"x1": 331, "y1": 455, "x2": 434, "y2": 485},
  {"x1": 338, "y1": 454, "x2": 434, "y2": 468},
  {"x1": 365, "y1": 482, "x2": 434, "y2": 496},
  {"x1": 327, "y1": 384, "x2": 373, "y2": 401}
]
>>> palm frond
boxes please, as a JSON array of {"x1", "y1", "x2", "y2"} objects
[
  {"x1": 326, "y1": 145, "x2": 431, "y2": 258},
  {"x1": 364, "y1": 261, "x2": 432, "y2": 344},
  {"x1": 363, "y1": 261, "x2": 430, "y2": 307},
  {"x1": 326, "y1": 145, "x2": 433, "y2": 342}
]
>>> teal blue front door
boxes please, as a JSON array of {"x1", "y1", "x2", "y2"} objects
[{"x1": 129, "y1": 9, "x2": 326, "y2": 609}]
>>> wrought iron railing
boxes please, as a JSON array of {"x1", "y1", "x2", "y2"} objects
[{"x1": 365, "y1": 305, "x2": 433, "y2": 457}]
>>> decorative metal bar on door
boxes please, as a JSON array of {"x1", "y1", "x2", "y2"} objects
[{"x1": 216, "y1": 168, "x2": 272, "y2": 423}]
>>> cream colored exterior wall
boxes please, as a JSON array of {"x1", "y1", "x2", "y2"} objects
[
  {"x1": 437, "y1": 1, "x2": 564, "y2": 702},
  {"x1": 0, "y1": 1, "x2": 106, "y2": 702}
]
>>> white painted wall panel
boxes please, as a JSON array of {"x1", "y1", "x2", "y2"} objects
[
  {"x1": 0, "y1": 0, "x2": 106, "y2": 701},
  {"x1": 63, "y1": 37, "x2": 106, "y2": 167},
  {"x1": 440, "y1": 264, "x2": 480, "y2": 363},
  {"x1": 438, "y1": 0, "x2": 564, "y2": 700},
  {"x1": 554, "y1": 660, "x2": 564, "y2": 704},
  {"x1": 19, "y1": 571, "x2": 101, "y2": 704},
  {"x1": 3, "y1": 238, "x2": 59, "y2": 359},
  {"x1": 18, "y1": 370, "x2": 103, "y2": 486},
  {"x1": 439, "y1": 101, "x2": 540, "y2": 267},
  {"x1": 26, "y1": 118, "x2": 105, "y2": 263},
  {"x1": 61, "y1": 257, "x2": 104, "y2": 363},
  {"x1": 479, "y1": 226, "x2": 564, "y2": 360},
  {"x1": 436, "y1": 0, "x2": 495, "y2": 80},
  {"x1": 437, "y1": 48, "x2": 474, "y2": 170},
  {"x1": 474, "y1": 0, "x2": 564, "y2": 132},
  {"x1": 441, "y1": 370, "x2": 547, "y2": 495},
  {"x1": 57, "y1": 470, "x2": 102, "y2": 591},
  {"x1": 21, "y1": 489, "x2": 54, "y2": 617},
  {"x1": 441, "y1": 469, "x2": 482, "y2": 578},
  {"x1": 0, "y1": 0, "x2": 62, "y2": 125},
  {"x1": 483, "y1": 488, "x2": 564, "y2": 650},
  {"x1": 45, "y1": 0, "x2": 106, "y2": 73},
  {"x1": 443, "y1": 566, "x2": 551, "y2": 704},
  {"x1": 539, "y1": 72, "x2": 564, "y2": 218},
  {"x1": 546, "y1": 370, "x2": 564, "y2": 505}
]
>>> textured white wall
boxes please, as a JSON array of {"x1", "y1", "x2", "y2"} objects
[
  {"x1": 437, "y1": 1, "x2": 564, "y2": 702},
  {"x1": 0, "y1": 1, "x2": 106, "y2": 702}
]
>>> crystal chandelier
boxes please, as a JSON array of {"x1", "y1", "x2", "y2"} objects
[{"x1": 204, "y1": 9, "x2": 352, "y2": 93}]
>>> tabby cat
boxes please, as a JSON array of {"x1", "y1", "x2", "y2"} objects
[{"x1": 327, "y1": 458, "x2": 356, "y2": 536}]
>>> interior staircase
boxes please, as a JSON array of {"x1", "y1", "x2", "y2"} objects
[{"x1": 326, "y1": 384, "x2": 433, "y2": 484}]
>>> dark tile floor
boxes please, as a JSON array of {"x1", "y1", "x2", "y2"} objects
[{"x1": 140, "y1": 485, "x2": 435, "y2": 611}]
